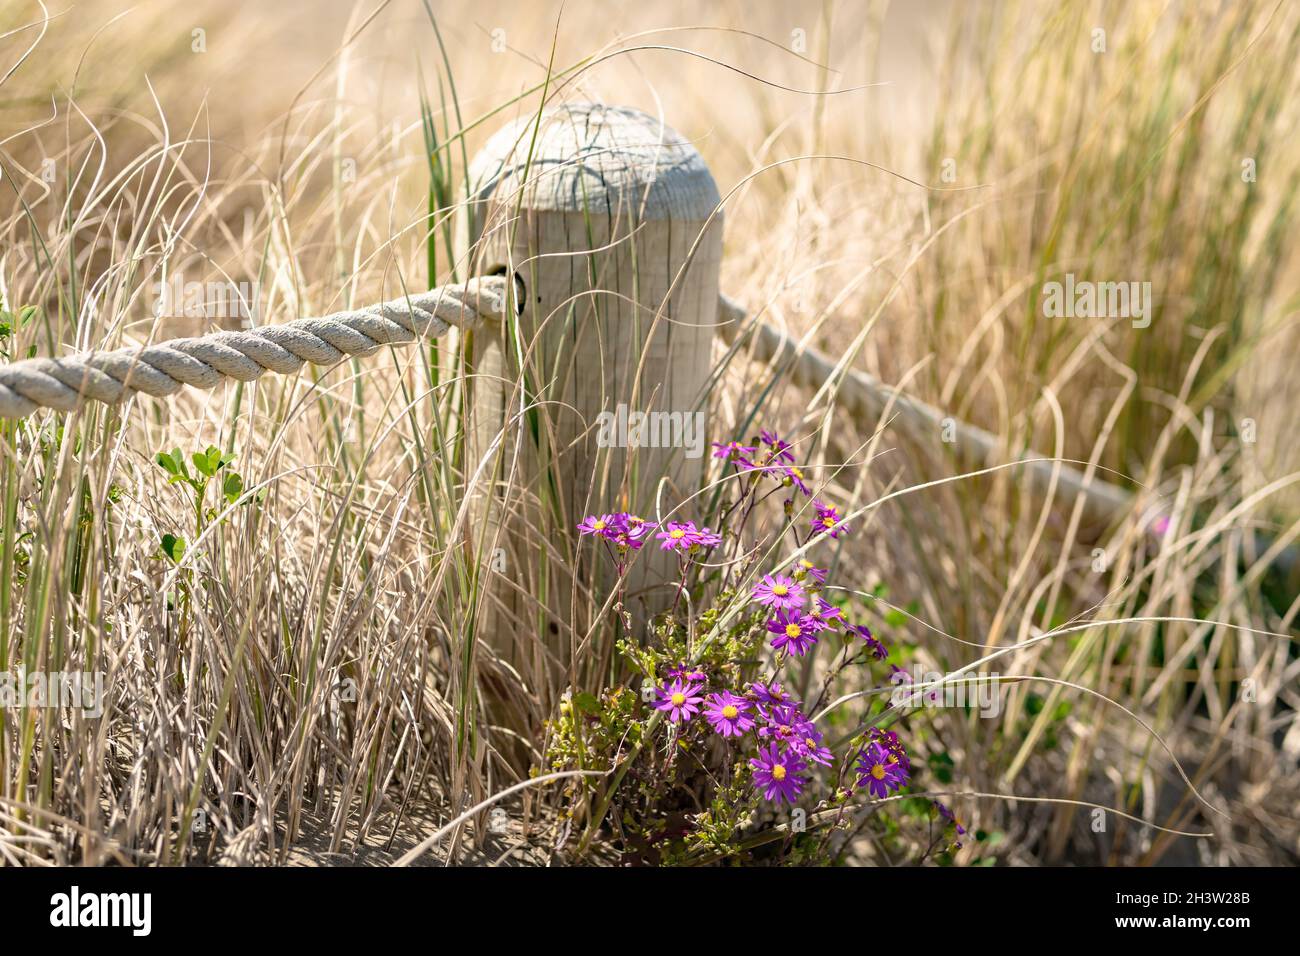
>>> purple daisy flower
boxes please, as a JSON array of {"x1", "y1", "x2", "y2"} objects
[
  {"x1": 790, "y1": 558, "x2": 828, "y2": 586},
  {"x1": 806, "y1": 596, "x2": 844, "y2": 631},
  {"x1": 749, "y1": 681, "x2": 793, "y2": 707},
  {"x1": 712, "y1": 440, "x2": 757, "y2": 466},
  {"x1": 782, "y1": 464, "x2": 812, "y2": 496},
  {"x1": 758, "y1": 704, "x2": 818, "y2": 753},
  {"x1": 872, "y1": 728, "x2": 911, "y2": 773},
  {"x1": 811, "y1": 501, "x2": 850, "y2": 539},
  {"x1": 664, "y1": 663, "x2": 707, "y2": 682},
  {"x1": 758, "y1": 430, "x2": 797, "y2": 465},
  {"x1": 855, "y1": 741, "x2": 909, "y2": 799},
  {"x1": 767, "y1": 609, "x2": 818, "y2": 656},
  {"x1": 791, "y1": 727, "x2": 834, "y2": 767},
  {"x1": 751, "y1": 573, "x2": 805, "y2": 611},
  {"x1": 847, "y1": 622, "x2": 888, "y2": 660},
  {"x1": 656, "y1": 520, "x2": 722, "y2": 552},
  {"x1": 703, "y1": 691, "x2": 755, "y2": 738},
  {"x1": 757, "y1": 703, "x2": 797, "y2": 744},
  {"x1": 653, "y1": 678, "x2": 704, "y2": 724},
  {"x1": 577, "y1": 514, "x2": 617, "y2": 538},
  {"x1": 604, "y1": 513, "x2": 655, "y2": 552},
  {"x1": 749, "y1": 742, "x2": 807, "y2": 804}
]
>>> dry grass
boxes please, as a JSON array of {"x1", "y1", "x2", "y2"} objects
[{"x1": 0, "y1": 0, "x2": 1296, "y2": 865}]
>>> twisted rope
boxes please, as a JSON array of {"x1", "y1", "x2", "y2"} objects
[
  {"x1": 2, "y1": 277, "x2": 1134, "y2": 525},
  {"x1": 0, "y1": 277, "x2": 510, "y2": 419}
]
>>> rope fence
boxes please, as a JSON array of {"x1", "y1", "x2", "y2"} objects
[
  {"x1": 0, "y1": 278, "x2": 508, "y2": 419},
  {"x1": 0, "y1": 276, "x2": 1133, "y2": 522}
]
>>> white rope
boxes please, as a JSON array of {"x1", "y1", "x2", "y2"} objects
[
  {"x1": 1, "y1": 278, "x2": 1133, "y2": 524},
  {"x1": 0, "y1": 277, "x2": 511, "y2": 419}
]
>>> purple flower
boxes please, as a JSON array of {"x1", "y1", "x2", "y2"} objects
[
  {"x1": 876, "y1": 728, "x2": 911, "y2": 773},
  {"x1": 763, "y1": 706, "x2": 832, "y2": 766},
  {"x1": 749, "y1": 742, "x2": 807, "y2": 804},
  {"x1": 855, "y1": 742, "x2": 909, "y2": 799},
  {"x1": 791, "y1": 726, "x2": 833, "y2": 766},
  {"x1": 847, "y1": 622, "x2": 888, "y2": 660},
  {"x1": 703, "y1": 691, "x2": 755, "y2": 737},
  {"x1": 757, "y1": 703, "x2": 798, "y2": 745},
  {"x1": 782, "y1": 464, "x2": 812, "y2": 496},
  {"x1": 653, "y1": 678, "x2": 704, "y2": 724},
  {"x1": 758, "y1": 704, "x2": 823, "y2": 759},
  {"x1": 656, "y1": 520, "x2": 721, "y2": 552},
  {"x1": 790, "y1": 558, "x2": 828, "y2": 586},
  {"x1": 577, "y1": 514, "x2": 617, "y2": 538},
  {"x1": 611, "y1": 514, "x2": 656, "y2": 551},
  {"x1": 664, "y1": 663, "x2": 707, "y2": 682},
  {"x1": 806, "y1": 597, "x2": 844, "y2": 631},
  {"x1": 580, "y1": 512, "x2": 659, "y2": 551},
  {"x1": 758, "y1": 430, "x2": 797, "y2": 465},
  {"x1": 767, "y1": 609, "x2": 818, "y2": 656},
  {"x1": 935, "y1": 800, "x2": 967, "y2": 835},
  {"x1": 712, "y1": 440, "x2": 757, "y2": 466},
  {"x1": 749, "y1": 681, "x2": 793, "y2": 707},
  {"x1": 751, "y1": 573, "x2": 805, "y2": 611},
  {"x1": 811, "y1": 501, "x2": 850, "y2": 539}
]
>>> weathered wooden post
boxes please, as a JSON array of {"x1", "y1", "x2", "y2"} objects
[{"x1": 466, "y1": 103, "x2": 723, "y2": 680}]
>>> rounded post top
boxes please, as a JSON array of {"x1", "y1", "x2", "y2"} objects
[{"x1": 469, "y1": 102, "x2": 721, "y2": 221}]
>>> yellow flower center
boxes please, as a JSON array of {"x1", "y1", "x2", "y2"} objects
[
  {"x1": 785, "y1": 623, "x2": 801, "y2": 638},
  {"x1": 805, "y1": 737, "x2": 816, "y2": 748},
  {"x1": 670, "y1": 528, "x2": 686, "y2": 539},
  {"x1": 771, "y1": 765, "x2": 787, "y2": 781},
  {"x1": 670, "y1": 692, "x2": 686, "y2": 707},
  {"x1": 593, "y1": 520, "x2": 606, "y2": 531},
  {"x1": 772, "y1": 585, "x2": 789, "y2": 597},
  {"x1": 871, "y1": 763, "x2": 886, "y2": 780},
  {"x1": 822, "y1": 516, "x2": 836, "y2": 528},
  {"x1": 721, "y1": 705, "x2": 738, "y2": 719}
]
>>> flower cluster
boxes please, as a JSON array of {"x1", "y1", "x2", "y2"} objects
[
  {"x1": 749, "y1": 568, "x2": 884, "y2": 662},
  {"x1": 656, "y1": 521, "x2": 722, "y2": 553},
  {"x1": 577, "y1": 512, "x2": 657, "y2": 552},
  {"x1": 570, "y1": 425, "x2": 919, "y2": 838},
  {"x1": 712, "y1": 429, "x2": 818, "y2": 498},
  {"x1": 578, "y1": 512, "x2": 722, "y2": 556},
  {"x1": 853, "y1": 728, "x2": 911, "y2": 799},
  {"x1": 652, "y1": 673, "x2": 834, "y2": 805}
]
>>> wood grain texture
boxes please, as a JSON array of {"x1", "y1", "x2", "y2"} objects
[{"x1": 467, "y1": 103, "x2": 723, "y2": 678}]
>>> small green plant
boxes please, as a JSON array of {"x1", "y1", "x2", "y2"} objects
[
  {"x1": 153, "y1": 445, "x2": 255, "y2": 632},
  {"x1": 0, "y1": 305, "x2": 37, "y2": 362},
  {"x1": 154, "y1": 445, "x2": 248, "y2": 557}
]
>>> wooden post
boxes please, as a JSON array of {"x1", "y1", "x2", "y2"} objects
[{"x1": 466, "y1": 103, "x2": 723, "y2": 683}]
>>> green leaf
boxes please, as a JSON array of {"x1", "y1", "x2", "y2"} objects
[
  {"x1": 222, "y1": 471, "x2": 243, "y2": 505},
  {"x1": 160, "y1": 534, "x2": 186, "y2": 564},
  {"x1": 192, "y1": 445, "x2": 219, "y2": 477},
  {"x1": 572, "y1": 692, "x2": 601, "y2": 714}
]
